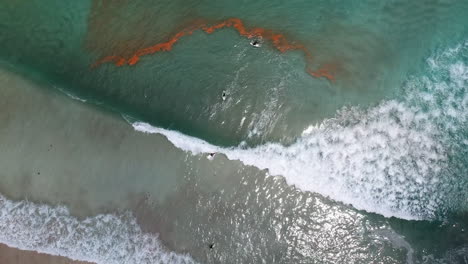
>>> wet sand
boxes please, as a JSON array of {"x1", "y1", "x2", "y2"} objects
[{"x1": 0, "y1": 243, "x2": 93, "y2": 264}]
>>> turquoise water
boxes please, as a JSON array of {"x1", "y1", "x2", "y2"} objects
[
  {"x1": 1, "y1": 0, "x2": 466, "y2": 146},
  {"x1": 1, "y1": 0, "x2": 468, "y2": 263}
]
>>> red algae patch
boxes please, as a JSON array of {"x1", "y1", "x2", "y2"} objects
[
  {"x1": 92, "y1": 18, "x2": 334, "y2": 81},
  {"x1": 308, "y1": 63, "x2": 338, "y2": 81}
]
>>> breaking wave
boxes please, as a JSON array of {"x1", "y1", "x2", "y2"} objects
[
  {"x1": 129, "y1": 41, "x2": 468, "y2": 220},
  {"x1": 0, "y1": 195, "x2": 197, "y2": 264}
]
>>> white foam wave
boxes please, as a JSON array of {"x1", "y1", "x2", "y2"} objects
[
  {"x1": 0, "y1": 195, "x2": 197, "y2": 264},
  {"x1": 55, "y1": 86, "x2": 87, "y2": 103},
  {"x1": 132, "y1": 122, "x2": 220, "y2": 154},
  {"x1": 129, "y1": 42, "x2": 468, "y2": 220}
]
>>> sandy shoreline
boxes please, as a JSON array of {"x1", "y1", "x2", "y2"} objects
[{"x1": 0, "y1": 243, "x2": 94, "y2": 264}]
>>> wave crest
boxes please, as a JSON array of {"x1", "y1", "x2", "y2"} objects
[{"x1": 131, "y1": 42, "x2": 468, "y2": 220}]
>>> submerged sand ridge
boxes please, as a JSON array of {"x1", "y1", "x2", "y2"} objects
[{"x1": 2, "y1": 49, "x2": 468, "y2": 262}]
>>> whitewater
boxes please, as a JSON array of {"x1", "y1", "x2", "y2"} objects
[
  {"x1": 130, "y1": 42, "x2": 468, "y2": 220},
  {"x1": 0, "y1": 40, "x2": 466, "y2": 264},
  {"x1": 0, "y1": 194, "x2": 197, "y2": 264}
]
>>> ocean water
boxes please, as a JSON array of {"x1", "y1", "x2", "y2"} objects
[
  {"x1": 2, "y1": 0, "x2": 466, "y2": 147},
  {"x1": 1, "y1": 0, "x2": 468, "y2": 263}
]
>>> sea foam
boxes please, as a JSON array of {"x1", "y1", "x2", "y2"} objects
[
  {"x1": 0, "y1": 195, "x2": 197, "y2": 264},
  {"x1": 130, "y1": 42, "x2": 468, "y2": 220}
]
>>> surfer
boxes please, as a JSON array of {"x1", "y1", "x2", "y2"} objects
[
  {"x1": 222, "y1": 91, "x2": 227, "y2": 101},
  {"x1": 250, "y1": 39, "x2": 262, "y2": 48}
]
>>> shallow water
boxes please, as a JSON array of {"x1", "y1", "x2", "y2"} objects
[
  {"x1": 1, "y1": 0, "x2": 468, "y2": 263},
  {"x1": 0, "y1": 59, "x2": 467, "y2": 263}
]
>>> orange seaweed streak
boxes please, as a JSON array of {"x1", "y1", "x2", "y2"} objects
[{"x1": 92, "y1": 18, "x2": 334, "y2": 81}]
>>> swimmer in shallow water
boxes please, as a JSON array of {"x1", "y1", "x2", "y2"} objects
[{"x1": 207, "y1": 153, "x2": 216, "y2": 160}]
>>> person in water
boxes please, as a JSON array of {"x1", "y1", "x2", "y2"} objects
[
  {"x1": 207, "y1": 152, "x2": 216, "y2": 160},
  {"x1": 250, "y1": 39, "x2": 261, "y2": 47}
]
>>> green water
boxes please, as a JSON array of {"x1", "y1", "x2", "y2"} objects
[
  {"x1": 1, "y1": 0, "x2": 466, "y2": 146},
  {"x1": 1, "y1": 0, "x2": 468, "y2": 263}
]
